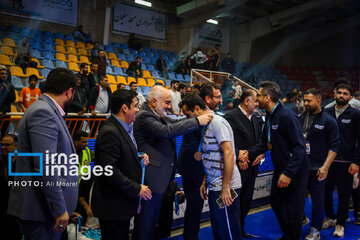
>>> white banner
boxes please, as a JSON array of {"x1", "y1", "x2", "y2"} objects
[
  {"x1": 192, "y1": 23, "x2": 230, "y2": 53},
  {"x1": 0, "y1": 0, "x2": 78, "y2": 26},
  {"x1": 113, "y1": 3, "x2": 166, "y2": 40}
]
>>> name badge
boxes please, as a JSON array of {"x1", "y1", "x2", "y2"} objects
[
  {"x1": 306, "y1": 142, "x2": 310, "y2": 154},
  {"x1": 272, "y1": 125, "x2": 278, "y2": 130},
  {"x1": 342, "y1": 119, "x2": 351, "y2": 124},
  {"x1": 314, "y1": 124, "x2": 324, "y2": 130}
]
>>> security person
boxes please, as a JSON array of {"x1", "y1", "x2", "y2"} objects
[
  {"x1": 300, "y1": 88, "x2": 340, "y2": 240},
  {"x1": 240, "y1": 81, "x2": 309, "y2": 240},
  {"x1": 73, "y1": 130, "x2": 94, "y2": 181},
  {"x1": 323, "y1": 83, "x2": 360, "y2": 238}
]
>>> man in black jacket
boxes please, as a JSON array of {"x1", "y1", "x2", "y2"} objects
[
  {"x1": 156, "y1": 54, "x2": 168, "y2": 78},
  {"x1": 300, "y1": 88, "x2": 339, "y2": 240},
  {"x1": 132, "y1": 85, "x2": 213, "y2": 240},
  {"x1": 224, "y1": 89, "x2": 263, "y2": 238},
  {"x1": 92, "y1": 89, "x2": 151, "y2": 240},
  {"x1": 323, "y1": 83, "x2": 360, "y2": 238},
  {"x1": 240, "y1": 81, "x2": 309, "y2": 240},
  {"x1": 0, "y1": 65, "x2": 15, "y2": 138},
  {"x1": 68, "y1": 75, "x2": 88, "y2": 133},
  {"x1": 126, "y1": 57, "x2": 142, "y2": 78}
]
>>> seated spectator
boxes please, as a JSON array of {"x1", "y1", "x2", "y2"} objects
[
  {"x1": 129, "y1": 82, "x2": 145, "y2": 107},
  {"x1": 92, "y1": 50, "x2": 107, "y2": 77},
  {"x1": 174, "y1": 57, "x2": 187, "y2": 77},
  {"x1": 79, "y1": 63, "x2": 91, "y2": 95},
  {"x1": 18, "y1": 74, "x2": 41, "y2": 112},
  {"x1": 126, "y1": 57, "x2": 142, "y2": 78},
  {"x1": 73, "y1": 25, "x2": 92, "y2": 43},
  {"x1": 15, "y1": 37, "x2": 37, "y2": 73},
  {"x1": 0, "y1": 65, "x2": 16, "y2": 117},
  {"x1": 0, "y1": 134, "x2": 22, "y2": 240},
  {"x1": 190, "y1": 48, "x2": 207, "y2": 69},
  {"x1": 91, "y1": 42, "x2": 99, "y2": 61},
  {"x1": 127, "y1": 33, "x2": 143, "y2": 51},
  {"x1": 156, "y1": 54, "x2": 169, "y2": 78},
  {"x1": 89, "y1": 75, "x2": 111, "y2": 116},
  {"x1": 117, "y1": 83, "x2": 126, "y2": 90},
  {"x1": 221, "y1": 53, "x2": 236, "y2": 74},
  {"x1": 88, "y1": 62, "x2": 100, "y2": 88}
]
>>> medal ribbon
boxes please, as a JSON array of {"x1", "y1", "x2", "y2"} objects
[{"x1": 267, "y1": 102, "x2": 280, "y2": 143}]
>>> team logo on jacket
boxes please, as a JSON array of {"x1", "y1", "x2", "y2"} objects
[
  {"x1": 342, "y1": 119, "x2": 351, "y2": 124},
  {"x1": 271, "y1": 125, "x2": 278, "y2": 130},
  {"x1": 314, "y1": 124, "x2": 324, "y2": 130}
]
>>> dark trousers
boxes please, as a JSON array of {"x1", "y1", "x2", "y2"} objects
[
  {"x1": 0, "y1": 214, "x2": 22, "y2": 240},
  {"x1": 99, "y1": 219, "x2": 130, "y2": 240},
  {"x1": 308, "y1": 169, "x2": 326, "y2": 231},
  {"x1": 239, "y1": 166, "x2": 257, "y2": 231},
  {"x1": 133, "y1": 193, "x2": 163, "y2": 240},
  {"x1": 182, "y1": 177, "x2": 204, "y2": 240},
  {"x1": 325, "y1": 162, "x2": 353, "y2": 226},
  {"x1": 353, "y1": 185, "x2": 360, "y2": 218},
  {"x1": 270, "y1": 171, "x2": 308, "y2": 240},
  {"x1": 17, "y1": 218, "x2": 61, "y2": 240},
  {"x1": 208, "y1": 189, "x2": 242, "y2": 240}
]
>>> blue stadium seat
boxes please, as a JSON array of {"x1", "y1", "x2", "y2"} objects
[
  {"x1": 143, "y1": 57, "x2": 150, "y2": 64},
  {"x1": 127, "y1": 55, "x2": 135, "y2": 62},
  {"x1": 31, "y1": 49, "x2": 43, "y2": 60},
  {"x1": 56, "y1": 60, "x2": 67, "y2": 68},
  {"x1": 176, "y1": 74, "x2": 184, "y2": 81},
  {"x1": 165, "y1": 80, "x2": 171, "y2": 87},
  {"x1": 151, "y1": 71, "x2": 163, "y2": 80},
  {"x1": 43, "y1": 51, "x2": 56, "y2": 61},
  {"x1": 33, "y1": 29, "x2": 42, "y2": 35},
  {"x1": 64, "y1": 34, "x2": 74, "y2": 41},
  {"x1": 120, "y1": 43, "x2": 127, "y2": 49},
  {"x1": 143, "y1": 86, "x2": 150, "y2": 95},
  {"x1": 141, "y1": 64, "x2": 147, "y2": 70},
  {"x1": 44, "y1": 44, "x2": 55, "y2": 52},
  {"x1": 117, "y1": 53, "x2": 126, "y2": 60},
  {"x1": 123, "y1": 49, "x2": 130, "y2": 55},
  {"x1": 31, "y1": 41, "x2": 43, "y2": 51},
  {"x1": 113, "y1": 67, "x2": 127, "y2": 76},
  {"x1": 184, "y1": 74, "x2": 191, "y2": 82},
  {"x1": 43, "y1": 59, "x2": 55, "y2": 69},
  {"x1": 32, "y1": 34, "x2": 44, "y2": 43},
  {"x1": 112, "y1": 42, "x2": 120, "y2": 48},
  {"x1": 105, "y1": 45, "x2": 113, "y2": 52},
  {"x1": 106, "y1": 66, "x2": 115, "y2": 75},
  {"x1": 44, "y1": 30, "x2": 53, "y2": 36},
  {"x1": 168, "y1": 72, "x2": 177, "y2": 81},
  {"x1": 42, "y1": 69, "x2": 51, "y2": 78},
  {"x1": 11, "y1": 76, "x2": 23, "y2": 90},
  {"x1": 147, "y1": 64, "x2": 155, "y2": 71},
  {"x1": 54, "y1": 32, "x2": 64, "y2": 39},
  {"x1": 139, "y1": 51, "x2": 147, "y2": 58}
]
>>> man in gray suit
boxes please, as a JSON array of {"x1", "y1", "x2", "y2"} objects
[
  {"x1": 8, "y1": 68, "x2": 78, "y2": 240},
  {"x1": 132, "y1": 85, "x2": 214, "y2": 240}
]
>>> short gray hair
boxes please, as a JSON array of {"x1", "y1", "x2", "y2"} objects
[
  {"x1": 0, "y1": 65, "x2": 7, "y2": 71},
  {"x1": 146, "y1": 85, "x2": 166, "y2": 103},
  {"x1": 259, "y1": 81, "x2": 282, "y2": 102}
]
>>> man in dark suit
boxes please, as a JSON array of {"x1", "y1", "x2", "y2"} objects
[
  {"x1": 224, "y1": 89, "x2": 263, "y2": 238},
  {"x1": 8, "y1": 68, "x2": 78, "y2": 240},
  {"x1": 132, "y1": 85, "x2": 214, "y2": 240},
  {"x1": 92, "y1": 89, "x2": 151, "y2": 240}
]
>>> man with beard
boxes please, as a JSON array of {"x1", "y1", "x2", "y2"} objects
[
  {"x1": 322, "y1": 83, "x2": 360, "y2": 238},
  {"x1": 0, "y1": 65, "x2": 15, "y2": 137},
  {"x1": 240, "y1": 81, "x2": 309, "y2": 240},
  {"x1": 300, "y1": 89, "x2": 340, "y2": 240},
  {"x1": 169, "y1": 80, "x2": 182, "y2": 115},
  {"x1": 8, "y1": 68, "x2": 78, "y2": 240},
  {"x1": 79, "y1": 63, "x2": 91, "y2": 96}
]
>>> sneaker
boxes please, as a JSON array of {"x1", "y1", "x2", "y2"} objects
[
  {"x1": 322, "y1": 217, "x2": 336, "y2": 229},
  {"x1": 333, "y1": 225, "x2": 344, "y2": 238},
  {"x1": 302, "y1": 217, "x2": 310, "y2": 227},
  {"x1": 305, "y1": 227, "x2": 321, "y2": 240}
]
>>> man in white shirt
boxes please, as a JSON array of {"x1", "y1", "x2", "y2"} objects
[
  {"x1": 169, "y1": 80, "x2": 182, "y2": 115},
  {"x1": 129, "y1": 82, "x2": 146, "y2": 107}
]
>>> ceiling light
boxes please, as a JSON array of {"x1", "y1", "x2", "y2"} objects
[
  {"x1": 207, "y1": 19, "x2": 218, "y2": 25},
  {"x1": 135, "y1": 0, "x2": 152, "y2": 7}
]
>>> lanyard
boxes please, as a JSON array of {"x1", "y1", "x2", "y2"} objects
[{"x1": 267, "y1": 102, "x2": 279, "y2": 142}]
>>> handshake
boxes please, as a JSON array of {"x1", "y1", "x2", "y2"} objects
[{"x1": 237, "y1": 150, "x2": 265, "y2": 171}]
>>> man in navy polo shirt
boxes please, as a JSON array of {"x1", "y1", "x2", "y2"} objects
[
  {"x1": 323, "y1": 83, "x2": 360, "y2": 238},
  {"x1": 240, "y1": 81, "x2": 309, "y2": 240},
  {"x1": 300, "y1": 88, "x2": 340, "y2": 240}
]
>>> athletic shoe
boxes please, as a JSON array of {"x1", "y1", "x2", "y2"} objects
[
  {"x1": 333, "y1": 225, "x2": 344, "y2": 238},
  {"x1": 302, "y1": 217, "x2": 310, "y2": 227},
  {"x1": 305, "y1": 227, "x2": 320, "y2": 240},
  {"x1": 322, "y1": 217, "x2": 336, "y2": 229}
]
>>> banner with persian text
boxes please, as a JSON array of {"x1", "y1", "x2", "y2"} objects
[{"x1": 192, "y1": 23, "x2": 230, "y2": 53}]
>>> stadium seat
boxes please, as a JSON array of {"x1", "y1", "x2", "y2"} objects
[
  {"x1": 55, "y1": 38, "x2": 65, "y2": 45},
  {"x1": 151, "y1": 71, "x2": 163, "y2": 80},
  {"x1": 11, "y1": 76, "x2": 24, "y2": 89},
  {"x1": 120, "y1": 43, "x2": 127, "y2": 49},
  {"x1": 117, "y1": 53, "x2": 126, "y2": 60},
  {"x1": 10, "y1": 66, "x2": 27, "y2": 78},
  {"x1": 156, "y1": 80, "x2": 165, "y2": 86},
  {"x1": 110, "y1": 84, "x2": 117, "y2": 93},
  {"x1": 168, "y1": 72, "x2": 177, "y2": 81},
  {"x1": 65, "y1": 40, "x2": 75, "y2": 47},
  {"x1": 54, "y1": 32, "x2": 64, "y2": 39},
  {"x1": 68, "y1": 54, "x2": 79, "y2": 63},
  {"x1": 106, "y1": 75, "x2": 117, "y2": 84},
  {"x1": 184, "y1": 74, "x2": 191, "y2": 82},
  {"x1": 127, "y1": 77, "x2": 136, "y2": 85},
  {"x1": 31, "y1": 58, "x2": 44, "y2": 69},
  {"x1": 106, "y1": 66, "x2": 115, "y2": 75},
  {"x1": 26, "y1": 68, "x2": 44, "y2": 79},
  {"x1": 78, "y1": 48, "x2": 89, "y2": 56},
  {"x1": 43, "y1": 51, "x2": 56, "y2": 61},
  {"x1": 76, "y1": 42, "x2": 86, "y2": 49},
  {"x1": 55, "y1": 45, "x2": 68, "y2": 53},
  {"x1": 111, "y1": 60, "x2": 121, "y2": 68},
  {"x1": 44, "y1": 44, "x2": 55, "y2": 52},
  {"x1": 86, "y1": 43, "x2": 93, "y2": 50},
  {"x1": 114, "y1": 67, "x2": 127, "y2": 76},
  {"x1": 56, "y1": 60, "x2": 67, "y2": 68},
  {"x1": 108, "y1": 52, "x2": 120, "y2": 60},
  {"x1": 176, "y1": 74, "x2": 184, "y2": 81},
  {"x1": 64, "y1": 34, "x2": 74, "y2": 41},
  {"x1": 147, "y1": 64, "x2": 155, "y2": 71},
  {"x1": 120, "y1": 61, "x2": 129, "y2": 69},
  {"x1": 137, "y1": 78, "x2": 147, "y2": 87},
  {"x1": 43, "y1": 59, "x2": 55, "y2": 70},
  {"x1": 147, "y1": 78, "x2": 155, "y2": 87},
  {"x1": 143, "y1": 86, "x2": 150, "y2": 95},
  {"x1": 0, "y1": 55, "x2": 14, "y2": 65},
  {"x1": 1, "y1": 38, "x2": 16, "y2": 47},
  {"x1": 69, "y1": 62, "x2": 80, "y2": 72},
  {"x1": 56, "y1": 53, "x2": 68, "y2": 62},
  {"x1": 79, "y1": 56, "x2": 90, "y2": 64},
  {"x1": 117, "y1": 76, "x2": 127, "y2": 85},
  {"x1": 1, "y1": 46, "x2": 15, "y2": 56},
  {"x1": 141, "y1": 64, "x2": 147, "y2": 70},
  {"x1": 42, "y1": 69, "x2": 51, "y2": 78},
  {"x1": 123, "y1": 49, "x2": 130, "y2": 55},
  {"x1": 143, "y1": 70, "x2": 155, "y2": 79},
  {"x1": 67, "y1": 47, "x2": 78, "y2": 55}
]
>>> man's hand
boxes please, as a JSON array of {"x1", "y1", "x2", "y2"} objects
[
  {"x1": 140, "y1": 153, "x2": 149, "y2": 166},
  {"x1": 85, "y1": 207, "x2": 94, "y2": 218},
  {"x1": 199, "y1": 183, "x2": 208, "y2": 200},
  {"x1": 277, "y1": 174, "x2": 291, "y2": 188},
  {"x1": 238, "y1": 161, "x2": 248, "y2": 170},
  {"x1": 70, "y1": 212, "x2": 81, "y2": 222},
  {"x1": 252, "y1": 154, "x2": 265, "y2": 166},
  {"x1": 317, "y1": 165, "x2": 329, "y2": 181},
  {"x1": 221, "y1": 187, "x2": 234, "y2": 207},
  {"x1": 91, "y1": 110, "x2": 97, "y2": 116},
  {"x1": 353, "y1": 173, "x2": 359, "y2": 189},
  {"x1": 349, "y1": 163, "x2": 359, "y2": 175},
  {"x1": 53, "y1": 211, "x2": 69, "y2": 233},
  {"x1": 238, "y1": 150, "x2": 249, "y2": 163},
  {"x1": 197, "y1": 112, "x2": 214, "y2": 126},
  {"x1": 139, "y1": 185, "x2": 152, "y2": 200}
]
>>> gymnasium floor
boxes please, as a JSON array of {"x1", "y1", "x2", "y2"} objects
[{"x1": 167, "y1": 197, "x2": 360, "y2": 240}]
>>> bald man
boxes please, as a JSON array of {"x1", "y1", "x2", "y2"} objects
[{"x1": 132, "y1": 86, "x2": 213, "y2": 240}]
